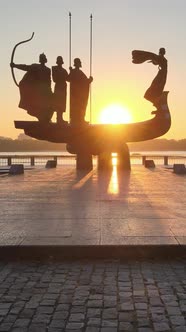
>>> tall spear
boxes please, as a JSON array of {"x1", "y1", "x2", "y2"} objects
[
  {"x1": 69, "y1": 12, "x2": 72, "y2": 68},
  {"x1": 89, "y1": 14, "x2": 93, "y2": 123}
]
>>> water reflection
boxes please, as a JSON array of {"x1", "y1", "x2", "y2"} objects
[
  {"x1": 107, "y1": 153, "x2": 119, "y2": 194},
  {"x1": 112, "y1": 153, "x2": 117, "y2": 166}
]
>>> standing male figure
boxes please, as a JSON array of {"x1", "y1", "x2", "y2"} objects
[
  {"x1": 52, "y1": 56, "x2": 68, "y2": 124},
  {"x1": 10, "y1": 53, "x2": 53, "y2": 122},
  {"x1": 68, "y1": 58, "x2": 93, "y2": 125}
]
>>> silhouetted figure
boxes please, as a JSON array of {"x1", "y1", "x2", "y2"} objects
[
  {"x1": 132, "y1": 48, "x2": 167, "y2": 107},
  {"x1": 10, "y1": 53, "x2": 53, "y2": 122},
  {"x1": 52, "y1": 56, "x2": 68, "y2": 124},
  {"x1": 68, "y1": 58, "x2": 93, "y2": 125}
]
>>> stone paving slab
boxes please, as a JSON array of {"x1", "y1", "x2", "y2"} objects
[
  {"x1": 0, "y1": 259, "x2": 185, "y2": 331},
  {"x1": 0, "y1": 165, "x2": 186, "y2": 257}
]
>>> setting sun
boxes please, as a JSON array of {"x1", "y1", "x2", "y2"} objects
[{"x1": 99, "y1": 104, "x2": 132, "y2": 124}]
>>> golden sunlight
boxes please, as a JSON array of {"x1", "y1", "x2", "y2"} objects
[
  {"x1": 99, "y1": 104, "x2": 132, "y2": 124},
  {"x1": 107, "y1": 154, "x2": 119, "y2": 195},
  {"x1": 108, "y1": 165, "x2": 119, "y2": 195}
]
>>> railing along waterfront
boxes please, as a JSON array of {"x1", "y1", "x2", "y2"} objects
[
  {"x1": 0, "y1": 154, "x2": 76, "y2": 167},
  {"x1": 0, "y1": 153, "x2": 185, "y2": 167},
  {"x1": 132, "y1": 154, "x2": 186, "y2": 166}
]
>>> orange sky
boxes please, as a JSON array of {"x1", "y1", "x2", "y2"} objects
[{"x1": 0, "y1": 0, "x2": 186, "y2": 139}]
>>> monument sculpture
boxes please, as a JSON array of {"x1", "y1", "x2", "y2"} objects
[
  {"x1": 10, "y1": 34, "x2": 53, "y2": 123},
  {"x1": 52, "y1": 56, "x2": 68, "y2": 125},
  {"x1": 132, "y1": 48, "x2": 168, "y2": 111},
  {"x1": 11, "y1": 30, "x2": 171, "y2": 171},
  {"x1": 68, "y1": 57, "x2": 93, "y2": 125}
]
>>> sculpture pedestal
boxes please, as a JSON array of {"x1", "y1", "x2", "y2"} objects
[
  {"x1": 98, "y1": 152, "x2": 112, "y2": 170},
  {"x1": 117, "y1": 144, "x2": 131, "y2": 170},
  {"x1": 76, "y1": 153, "x2": 93, "y2": 171},
  {"x1": 98, "y1": 144, "x2": 131, "y2": 171}
]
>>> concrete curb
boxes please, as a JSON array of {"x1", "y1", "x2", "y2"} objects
[{"x1": 0, "y1": 245, "x2": 185, "y2": 260}]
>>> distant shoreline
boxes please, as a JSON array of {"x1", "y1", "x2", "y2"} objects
[{"x1": 0, "y1": 137, "x2": 185, "y2": 152}]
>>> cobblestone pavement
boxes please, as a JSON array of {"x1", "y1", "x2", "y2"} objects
[{"x1": 0, "y1": 260, "x2": 185, "y2": 331}]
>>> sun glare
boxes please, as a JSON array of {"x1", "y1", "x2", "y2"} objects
[{"x1": 99, "y1": 104, "x2": 132, "y2": 124}]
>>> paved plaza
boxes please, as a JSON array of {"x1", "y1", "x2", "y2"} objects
[
  {"x1": 0, "y1": 165, "x2": 185, "y2": 249},
  {"x1": 0, "y1": 164, "x2": 186, "y2": 330}
]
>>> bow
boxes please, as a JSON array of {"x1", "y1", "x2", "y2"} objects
[{"x1": 10, "y1": 32, "x2": 35, "y2": 87}]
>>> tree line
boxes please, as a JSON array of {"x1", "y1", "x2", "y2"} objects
[
  {"x1": 0, "y1": 137, "x2": 66, "y2": 152},
  {"x1": 129, "y1": 138, "x2": 186, "y2": 151},
  {"x1": 0, "y1": 137, "x2": 185, "y2": 152}
]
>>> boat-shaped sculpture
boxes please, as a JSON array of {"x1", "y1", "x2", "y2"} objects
[
  {"x1": 15, "y1": 91, "x2": 171, "y2": 155},
  {"x1": 12, "y1": 40, "x2": 171, "y2": 168}
]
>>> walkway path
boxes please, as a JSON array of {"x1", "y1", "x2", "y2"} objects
[
  {"x1": 0, "y1": 260, "x2": 185, "y2": 331},
  {"x1": 0, "y1": 165, "x2": 186, "y2": 330},
  {"x1": 0, "y1": 165, "x2": 185, "y2": 249}
]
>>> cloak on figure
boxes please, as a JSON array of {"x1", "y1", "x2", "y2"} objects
[
  {"x1": 68, "y1": 69, "x2": 90, "y2": 123},
  {"x1": 18, "y1": 64, "x2": 53, "y2": 122},
  {"x1": 52, "y1": 66, "x2": 68, "y2": 114},
  {"x1": 132, "y1": 50, "x2": 167, "y2": 105}
]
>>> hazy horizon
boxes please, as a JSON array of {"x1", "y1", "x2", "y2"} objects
[{"x1": 0, "y1": 135, "x2": 186, "y2": 142}]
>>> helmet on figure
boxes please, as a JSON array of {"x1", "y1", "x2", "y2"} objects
[
  {"x1": 56, "y1": 56, "x2": 64, "y2": 65},
  {"x1": 39, "y1": 53, "x2": 47, "y2": 64},
  {"x1": 159, "y1": 48, "x2": 166, "y2": 56},
  {"x1": 74, "y1": 58, "x2": 82, "y2": 68}
]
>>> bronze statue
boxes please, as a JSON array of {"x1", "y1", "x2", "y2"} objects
[
  {"x1": 52, "y1": 56, "x2": 68, "y2": 124},
  {"x1": 10, "y1": 53, "x2": 53, "y2": 123},
  {"x1": 15, "y1": 47, "x2": 171, "y2": 171},
  {"x1": 132, "y1": 48, "x2": 167, "y2": 108},
  {"x1": 68, "y1": 58, "x2": 93, "y2": 125}
]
